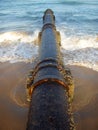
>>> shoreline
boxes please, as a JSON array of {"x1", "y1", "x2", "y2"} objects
[{"x1": 0, "y1": 62, "x2": 98, "y2": 130}]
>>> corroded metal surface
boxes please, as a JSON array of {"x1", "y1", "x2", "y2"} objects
[{"x1": 26, "y1": 9, "x2": 75, "y2": 130}]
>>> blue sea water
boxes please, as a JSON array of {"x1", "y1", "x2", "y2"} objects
[
  {"x1": 0, "y1": 0, "x2": 98, "y2": 70},
  {"x1": 0, "y1": 0, "x2": 98, "y2": 34}
]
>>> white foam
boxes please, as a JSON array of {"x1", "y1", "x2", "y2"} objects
[
  {"x1": 60, "y1": 31, "x2": 98, "y2": 71},
  {"x1": 60, "y1": 31, "x2": 98, "y2": 50},
  {"x1": 0, "y1": 31, "x2": 39, "y2": 63},
  {"x1": 0, "y1": 30, "x2": 98, "y2": 71}
]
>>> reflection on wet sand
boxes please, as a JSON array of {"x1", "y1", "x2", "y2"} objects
[
  {"x1": 0, "y1": 63, "x2": 98, "y2": 130},
  {"x1": 70, "y1": 66, "x2": 98, "y2": 130}
]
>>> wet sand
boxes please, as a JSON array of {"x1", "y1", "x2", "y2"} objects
[{"x1": 0, "y1": 62, "x2": 98, "y2": 130}]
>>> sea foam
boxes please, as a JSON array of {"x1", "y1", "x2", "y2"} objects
[
  {"x1": 0, "y1": 31, "x2": 39, "y2": 63},
  {"x1": 60, "y1": 31, "x2": 98, "y2": 71},
  {"x1": 0, "y1": 30, "x2": 98, "y2": 71}
]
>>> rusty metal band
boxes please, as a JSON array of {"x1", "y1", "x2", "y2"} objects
[
  {"x1": 42, "y1": 23, "x2": 56, "y2": 32},
  {"x1": 32, "y1": 64, "x2": 59, "y2": 80},
  {"x1": 33, "y1": 58, "x2": 58, "y2": 72},
  {"x1": 31, "y1": 58, "x2": 65, "y2": 82},
  {"x1": 36, "y1": 57, "x2": 57, "y2": 66},
  {"x1": 30, "y1": 78, "x2": 69, "y2": 93}
]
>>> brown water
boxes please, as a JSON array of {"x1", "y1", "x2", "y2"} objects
[{"x1": 0, "y1": 62, "x2": 98, "y2": 130}]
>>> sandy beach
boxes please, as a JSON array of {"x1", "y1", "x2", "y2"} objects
[{"x1": 0, "y1": 62, "x2": 98, "y2": 130}]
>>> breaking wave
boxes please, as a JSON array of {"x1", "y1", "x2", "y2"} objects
[
  {"x1": 0, "y1": 31, "x2": 39, "y2": 63},
  {"x1": 60, "y1": 31, "x2": 98, "y2": 71},
  {"x1": 0, "y1": 30, "x2": 98, "y2": 71}
]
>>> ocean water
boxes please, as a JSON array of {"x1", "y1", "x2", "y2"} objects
[{"x1": 0, "y1": 0, "x2": 98, "y2": 71}]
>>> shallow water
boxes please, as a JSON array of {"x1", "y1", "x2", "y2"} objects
[
  {"x1": 0, "y1": 1, "x2": 98, "y2": 130},
  {"x1": 0, "y1": 62, "x2": 98, "y2": 130},
  {"x1": 0, "y1": 0, "x2": 98, "y2": 71}
]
